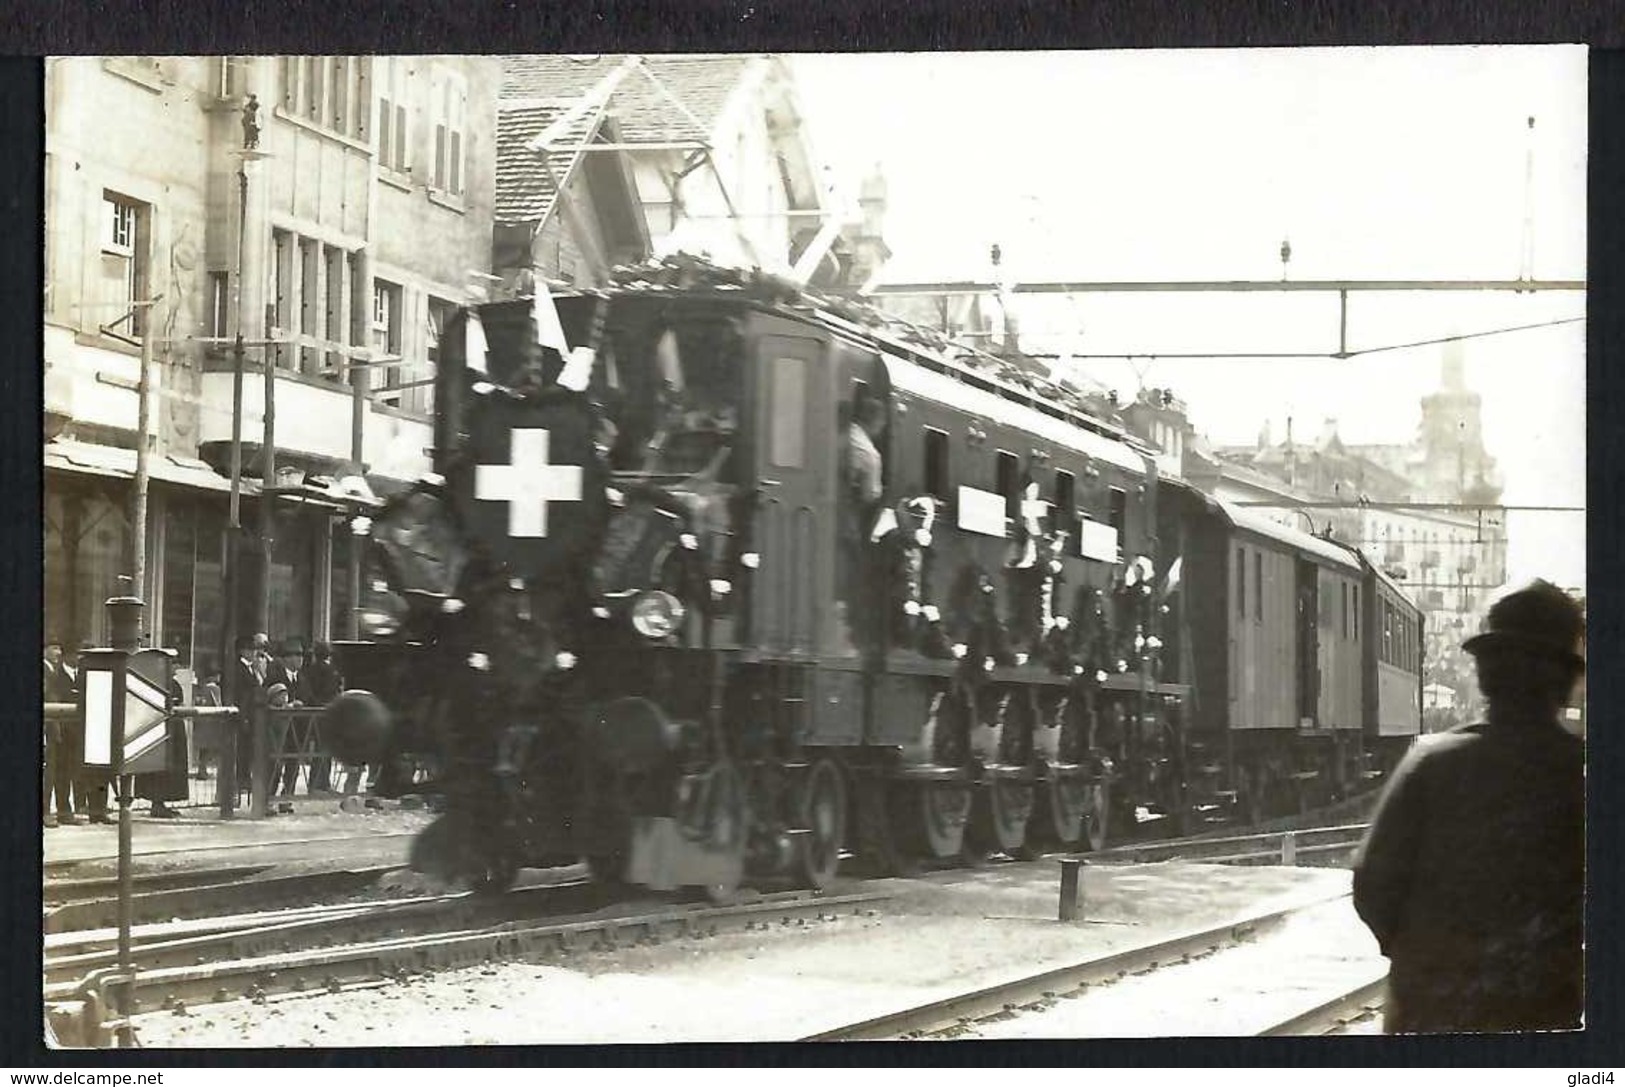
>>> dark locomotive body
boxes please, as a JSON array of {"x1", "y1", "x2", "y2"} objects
[{"x1": 327, "y1": 265, "x2": 1424, "y2": 895}]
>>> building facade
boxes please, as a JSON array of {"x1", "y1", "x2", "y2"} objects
[{"x1": 44, "y1": 55, "x2": 500, "y2": 678}]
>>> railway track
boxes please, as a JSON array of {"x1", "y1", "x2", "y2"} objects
[
  {"x1": 47, "y1": 876, "x2": 890, "y2": 1048},
  {"x1": 1088, "y1": 822, "x2": 1369, "y2": 867},
  {"x1": 801, "y1": 892, "x2": 1383, "y2": 1041},
  {"x1": 45, "y1": 864, "x2": 416, "y2": 933},
  {"x1": 1260, "y1": 976, "x2": 1387, "y2": 1035}
]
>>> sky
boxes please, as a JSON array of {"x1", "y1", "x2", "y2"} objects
[{"x1": 788, "y1": 46, "x2": 1587, "y2": 592}]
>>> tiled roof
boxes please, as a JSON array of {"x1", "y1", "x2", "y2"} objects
[
  {"x1": 494, "y1": 99, "x2": 607, "y2": 227},
  {"x1": 501, "y1": 55, "x2": 760, "y2": 143}
]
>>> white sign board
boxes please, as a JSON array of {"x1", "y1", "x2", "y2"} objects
[
  {"x1": 83, "y1": 668, "x2": 113, "y2": 767},
  {"x1": 956, "y1": 486, "x2": 1007, "y2": 538},
  {"x1": 1078, "y1": 519, "x2": 1120, "y2": 564}
]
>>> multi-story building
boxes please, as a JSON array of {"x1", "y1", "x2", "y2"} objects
[{"x1": 43, "y1": 55, "x2": 500, "y2": 677}]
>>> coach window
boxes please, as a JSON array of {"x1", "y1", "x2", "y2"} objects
[
  {"x1": 1254, "y1": 551, "x2": 1263, "y2": 621},
  {"x1": 995, "y1": 450, "x2": 1020, "y2": 517},
  {"x1": 1053, "y1": 469, "x2": 1076, "y2": 540},
  {"x1": 1352, "y1": 585, "x2": 1359, "y2": 640},
  {"x1": 1341, "y1": 583, "x2": 1349, "y2": 640},
  {"x1": 923, "y1": 427, "x2": 950, "y2": 499},
  {"x1": 1108, "y1": 487, "x2": 1127, "y2": 553}
]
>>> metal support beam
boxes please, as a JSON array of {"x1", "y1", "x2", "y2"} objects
[{"x1": 873, "y1": 278, "x2": 1586, "y2": 296}]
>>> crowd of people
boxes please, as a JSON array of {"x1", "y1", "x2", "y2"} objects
[{"x1": 43, "y1": 632, "x2": 368, "y2": 826}]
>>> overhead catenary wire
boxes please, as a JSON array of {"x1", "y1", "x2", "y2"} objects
[{"x1": 1019, "y1": 314, "x2": 1585, "y2": 361}]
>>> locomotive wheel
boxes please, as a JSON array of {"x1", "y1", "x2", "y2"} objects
[
  {"x1": 1082, "y1": 781, "x2": 1111, "y2": 852},
  {"x1": 1031, "y1": 775, "x2": 1087, "y2": 851},
  {"x1": 912, "y1": 780, "x2": 971, "y2": 860},
  {"x1": 970, "y1": 776, "x2": 1033, "y2": 857},
  {"x1": 793, "y1": 759, "x2": 848, "y2": 890}
]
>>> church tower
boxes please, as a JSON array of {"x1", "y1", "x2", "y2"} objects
[{"x1": 1415, "y1": 338, "x2": 1502, "y2": 503}]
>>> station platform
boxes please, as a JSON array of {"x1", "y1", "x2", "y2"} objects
[{"x1": 41, "y1": 797, "x2": 435, "y2": 873}]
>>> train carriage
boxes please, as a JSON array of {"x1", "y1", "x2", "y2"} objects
[{"x1": 1362, "y1": 557, "x2": 1426, "y2": 775}]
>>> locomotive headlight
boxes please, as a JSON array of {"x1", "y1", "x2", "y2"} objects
[{"x1": 630, "y1": 590, "x2": 686, "y2": 640}]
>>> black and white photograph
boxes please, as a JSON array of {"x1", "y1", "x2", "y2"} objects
[{"x1": 39, "y1": 47, "x2": 1586, "y2": 1050}]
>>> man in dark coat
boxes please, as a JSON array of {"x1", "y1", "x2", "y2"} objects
[
  {"x1": 228, "y1": 634, "x2": 267, "y2": 803},
  {"x1": 265, "y1": 639, "x2": 306, "y2": 797},
  {"x1": 43, "y1": 640, "x2": 78, "y2": 826},
  {"x1": 1353, "y1": 579, "x2": 1585, "y2": 1033},
  {"x1": 296, "y1": 642, "x2": 343, "y2": 792}
]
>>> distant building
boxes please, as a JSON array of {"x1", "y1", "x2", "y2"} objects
[
  {"x1": 44, "y1": 55, "x2": 500, "y2": 665},
  {"x1": 1211, "y1": 343, "x2": 1509, "y2": 721}
]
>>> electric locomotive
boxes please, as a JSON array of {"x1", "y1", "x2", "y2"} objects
[{"x1": 324, "y1": 255, "x2": 1422, "y2": 896}]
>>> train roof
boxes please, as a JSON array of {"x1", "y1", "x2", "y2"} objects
[
  {"x1": 1361, "y1": 551, "x2": 1421, "y2": 610},
  {"x1": 1215, "y1": 499, "x2": 1361, "y2": 571},
  {"x1": 557, "y1": 257, "x2": 1152, "y2": 459},
  {"x1": 881, "y1": 353, "x2": 1150, "y2": 474}
]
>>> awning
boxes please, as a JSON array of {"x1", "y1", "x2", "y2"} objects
[{"x1": 45, "y1": 439, "x2": 257, "y2": 496}]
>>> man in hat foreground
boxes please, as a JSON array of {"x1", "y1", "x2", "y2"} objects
[{"x1": 1353, "y1": 579, "x2": 1585, "y2": 1033}]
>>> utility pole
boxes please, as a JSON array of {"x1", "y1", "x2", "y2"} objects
[{"x1": 124, "y1": 295, "x2": 164, "y2": 638}]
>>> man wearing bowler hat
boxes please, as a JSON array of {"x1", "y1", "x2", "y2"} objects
[{"x1": 1353, "y1": 579, "x2": 1585, "y2": 1033}]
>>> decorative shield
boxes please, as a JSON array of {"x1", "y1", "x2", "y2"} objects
[{"x1": 453, "y1": 389, "x2": 609, "y2": 581}]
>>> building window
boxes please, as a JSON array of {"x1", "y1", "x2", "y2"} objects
[
  {"x1": 430, "y1": 66, "x2": 467, "y2": 196},
  {"x1": 207, "y1": 271, "x2": 229, "y2": 338},
  {"x1": 279, "y1": 56, "x2": 361, "y2": 138},
  {"x1": 372, "y1": 280, "x2": 402, "y2": 359},
  {"x1": 214, "y1": 57, "x2": 243, "y2": 99},
  {"x1": 270, "y1": 229, "x2": 294, "y2": 368},
  {"x1": 100, "y1": 192, "x2": 147, "y2": 336},
  {"x1": 377, "y1": 58, "x2": 410, "y2": 176}
]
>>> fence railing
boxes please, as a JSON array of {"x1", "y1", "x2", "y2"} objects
[{"x1": 43, "y1": 701, "x2": 369, "y2": 820}]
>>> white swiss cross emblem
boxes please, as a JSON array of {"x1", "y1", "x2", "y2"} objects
[{"x1": 475, "y1": 428, "x2": 584, "y2": 538}]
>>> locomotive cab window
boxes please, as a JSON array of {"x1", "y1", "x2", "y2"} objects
[
  {"x1": 769, "y1": 357, "x2": 807, "y2": 468},
  {"x1": 574, "y1": 303, "x2": 744, "y2": 481},
  {"x1": 1236, "y1": 547, "x2": 1246, "y2": 618}
]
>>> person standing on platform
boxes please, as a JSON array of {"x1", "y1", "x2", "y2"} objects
[
  {"x1": 1353, "y1": 579, "x2": 1586, "y2": 1033},
  {"x1": 229, "y1": 634, "x2": 268, "y2": 804},
  {"x1": 268, "y1": 639, "x2": 308, "y2": 797},
  {"x1": 296, "y1": 641, "x2": 343, "y2": 792},
  {"x1": 43, "y1": 640, "x2": 77, "y2": 827}
]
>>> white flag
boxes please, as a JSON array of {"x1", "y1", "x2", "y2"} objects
[
  {"x1": 557, "y1": 346, "x2": 596, "y2": 392},
  {"x1": 464, "y1": 310, "x2": 489, "y2": 376},
  {"x1": 532, "y1": 280, "x2": 571, "y2": 357},
  {"x1": 1160, "y1": 556, "x2": 1183, "y2": 601}
]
